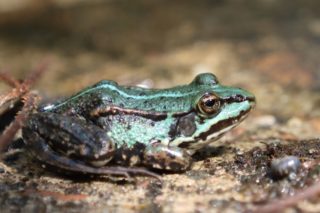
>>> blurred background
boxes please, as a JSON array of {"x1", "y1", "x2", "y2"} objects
[{"x1": 0, "y1": 0, "x2": 319, "y2": 130}]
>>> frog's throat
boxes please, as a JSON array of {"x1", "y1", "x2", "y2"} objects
[{"x1": 170, "y1": 108, "x2": 251, "y2": 151}]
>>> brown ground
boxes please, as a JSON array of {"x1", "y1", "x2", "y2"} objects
[{"x1": 0, "y1": 0, "x2": 319, "y2": 212}]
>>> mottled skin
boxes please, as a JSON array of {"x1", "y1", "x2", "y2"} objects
[{"x1": 22, "y1": 73, "x2": 255, "y2": 177}]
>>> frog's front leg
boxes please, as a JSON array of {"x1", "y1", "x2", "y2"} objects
[
  {"x1": 143, "y1": 144, "x2": 192, "y2": 172},
  {"x1": 22, "y1": 113, "x2": 160, "y2": 178}
]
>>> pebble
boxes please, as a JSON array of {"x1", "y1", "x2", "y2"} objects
[
  {"x1": 253, "y1": 115, "x2": 277, "y2": 128},
  {"x1": 270, "y1": 156, "x2": 301, "y2": 180}
]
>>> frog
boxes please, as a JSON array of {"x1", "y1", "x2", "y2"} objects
[{"x1": 22, "y1": 73, "x2": 255, "y2": 178}]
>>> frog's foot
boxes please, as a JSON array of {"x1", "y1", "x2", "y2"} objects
[{"x1": 143, "y1": 144, "x2": 192, "y2": 172}]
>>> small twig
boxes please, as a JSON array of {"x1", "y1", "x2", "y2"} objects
[
  {"x1": 252, "y1": 178, "x2": 320, "y2": 213},
  {"x1": 0, "y1": 93, "x2": 39, "y2": 153},
  {"x1": 0, "y1": 71, "x2": 20, "y2": 88}
]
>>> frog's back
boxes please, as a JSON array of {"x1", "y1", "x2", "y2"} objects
[
  {"x1": 46, "y1": 73, "x2": 220, "y2": 114},
  {"x1": 91, "y1": 80, "x2": 204, "y2": 113}
]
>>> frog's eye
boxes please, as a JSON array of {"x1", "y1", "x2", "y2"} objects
[{"x1": 197, "y1": 93, "x2": 221, "y2": 116}]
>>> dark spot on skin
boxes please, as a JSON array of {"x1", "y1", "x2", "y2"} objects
[
  {"x1": 178, "y1": 142, "x2": 191, "y2": 149},
  {"x1": 168, "y1": 121, "x2": 178, "y2": 139},
  {"x1": 113, "y1": 143, "x2": 146, "y2": 166},
  {"x1": 176, "y1": 113, "x2": 197, "y2": 137},
  {"x1": 197, "y1": 116, "x2": 206, "y2": 124},
  {"x1": 168, "y1": 153, "x2": 177, "y2": 159},
  {"x1": 127, "y1": 124, "x2": 132, "y2": 130}
]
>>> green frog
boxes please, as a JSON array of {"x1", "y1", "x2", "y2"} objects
[{"x1": 22, "y1": 73, "x2": 255, "y2": 178}]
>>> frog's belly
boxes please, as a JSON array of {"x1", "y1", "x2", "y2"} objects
[{"x1": 96, "y1": 114, "x2": 177, "y2": 148}]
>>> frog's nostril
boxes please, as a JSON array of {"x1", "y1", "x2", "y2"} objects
[{"x1": 232, "y1": 94, "x2": 246, "y2": 102}]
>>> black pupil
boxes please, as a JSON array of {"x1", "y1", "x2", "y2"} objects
[{"x1": 205, "y1": 99, "x2": 215, "y2": 107}]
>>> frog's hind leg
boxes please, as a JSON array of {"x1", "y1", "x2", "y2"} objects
[
  {"x1": 22, "y1": 113, "x2": 160, "y2": 179},
  {"x1": 33, "y1": 136, "x2": 160, "y2": 179},
  {"x1": 143, "y1": 144, "x2": 192, "y2": 172},
  {"x1": 29, "y1": 133, "x2": 159, "y2": 178}
]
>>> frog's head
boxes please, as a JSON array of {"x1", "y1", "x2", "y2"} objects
[{"x1": 170, "y1": 73, "x2": 255, "y2": 152}]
